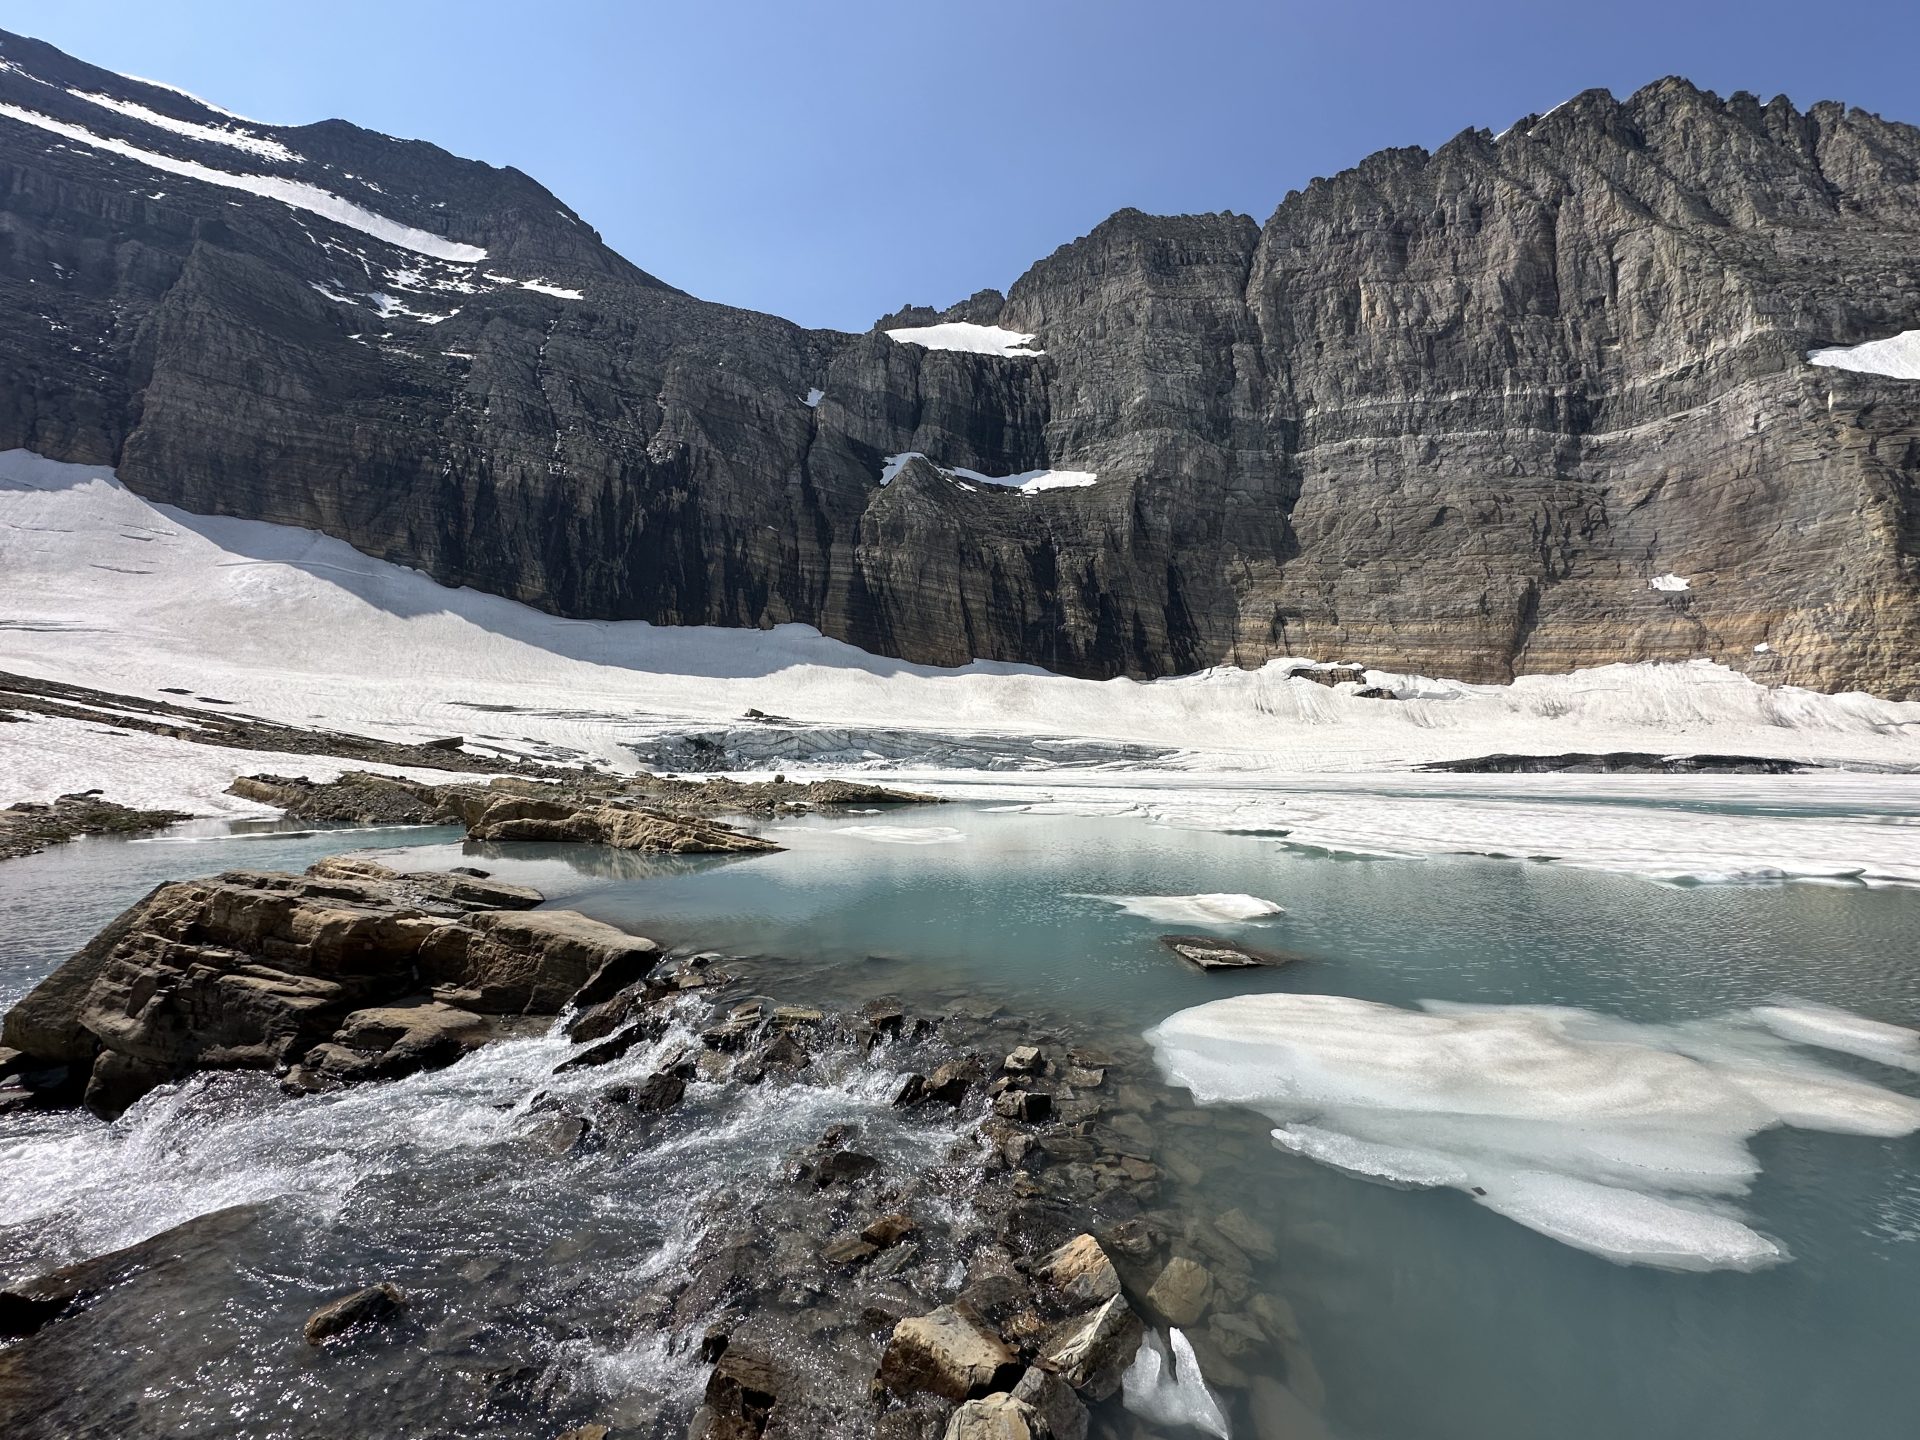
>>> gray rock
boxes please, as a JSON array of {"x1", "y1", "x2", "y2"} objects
[
  {"x1": 1159, "y1": 935, "x2": 1304, "y2": 971},
  {"x1": 1036, "y1": 1295, "x2": 1143, "y2": 1401},
  {"x1": 943, "y1": 1393, "x2": 1041, "y2": 1440},
  {"x1": 1011, "y1": 1366, "x2": 1090, "y2": 1440}
]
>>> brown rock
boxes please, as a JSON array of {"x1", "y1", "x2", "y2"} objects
[
  {"x1": 878, "y1": 1304, "x2": 1021, "y2": 1402},
  {"x1": 943, "y1": 1393, "x2": 1040, "y2": 1440},
  {"x1": 303, "y1": 1282, "x2": 407, "y2": 1344},
  {"x1": 1145, "y1": 1256, "x2": 1214, "y2": 1328},
  {"x1": 691, "y1": 1347, "x2": 786, "y2": 1439},
  {"x1": 1034, "y1": 1234, "x2": 1121, "y2": 1309}
]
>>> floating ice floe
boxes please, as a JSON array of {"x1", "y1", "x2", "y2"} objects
[
  {"x1": 1650, "y1": 573, "x2": 1691, "y2": 592},
  {"x1": 883, "y1": 321, "x2": 1043, "y2": 357},
  {"x1": 0, "y1": 103, "x2": 486, "y2": 262},
  {"x1": 1078, "y1": 893, "x2": 1285, "y2": 925},
  {"x1": 1146, "y1": 992, "x2": 1920, "y2": 1270},
  {"x1": 1808, "y1": 330, "x2": 1920, "y2": 381},
  {"x1": 829, "y1": 824, "x2": 966, "y2": 845},
  {"x1": 1752, "y1": 1000, "x2": 1920, "y2": 1072},
  {"x1": 1122, "y1": 1327, "x2": 1231, "y2": 1439}
]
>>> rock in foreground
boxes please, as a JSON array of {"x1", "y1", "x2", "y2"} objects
[{"x1": 0, "y1": 857, "x2": 658, "y2": 1117}]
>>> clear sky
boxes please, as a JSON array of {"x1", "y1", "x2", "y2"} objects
[{"x1": 9, "y1": 1, "x2": 1920, "y2": 331}]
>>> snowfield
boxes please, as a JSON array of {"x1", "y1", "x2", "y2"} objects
[
  {"x1": 882, "y1": 322, "x2": 1044, "y2": 357},
  {"x1": 2, "y1": 449, "x2": 1919, "y2": 882},
  {"x1": 0, "y1": 103, "x2": 486, "y2": 262},
  {"x1": 1809, "y1": 330, "x2": 1920, "y2": 381}
]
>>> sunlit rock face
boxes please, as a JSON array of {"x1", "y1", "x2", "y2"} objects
[{"x1": 3, "y1": 31, "x2": 1920, "y2": 691}]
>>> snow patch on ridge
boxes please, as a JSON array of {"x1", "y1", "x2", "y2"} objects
[
  {"x1": 65, "y1": 89, "x2": 301, "y2": 162},
  {"x1": 1650, "y1": 573, "x2": 1690, "y2": 592},
  {"x1": 0, "y1": 103, "x2": 485, "y2": 262},
  {"x1": 1809, "y1": 331, "x2": 1920, "y2": 381},
  {"x1": 1146, "y1": 992, "x2": 1920, "y2": 1270},
  {"x1": 883, "y1": 322, "x2": 1043, "y2": 357}
]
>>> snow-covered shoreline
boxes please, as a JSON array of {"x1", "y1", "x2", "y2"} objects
[{"x1": 4, "y1": 448, "x2": 1920, "y2": 883}]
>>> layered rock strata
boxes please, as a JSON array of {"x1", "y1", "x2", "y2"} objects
[
  {"x1": 0, "y1": 856, "x2": 657, "y2": 1117},
  {"x1": 2, "y1": 31, "x2": 1917, "y2": 691}
]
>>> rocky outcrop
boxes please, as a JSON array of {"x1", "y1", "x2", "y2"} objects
[
  {"x1": 0, "y1": 791, "x2": 191, "y2": 862},
  {"x1": 226, "y1": 770, "x2": 936, "y2": 849},
  {"x1": 464, "y1": 795, "x2": 780, "y2": 853},
  {"x1": 3, "y1": 32, "x2": 1918, "y2": 693},
  {"x1": 0, "y1": 857, "x2": 657, "y2": 1116}
]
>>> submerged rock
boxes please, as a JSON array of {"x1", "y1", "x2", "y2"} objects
[
  {"x1": 1159, "y1": 934, "x2": 1305, "y2": 971},
  {"x1": 303, "y1": 1282, "x2": 408, "y2": 1344},
  {"x1": 1145, "y1": 1256, "x2": 1215, "y2": 1328}
]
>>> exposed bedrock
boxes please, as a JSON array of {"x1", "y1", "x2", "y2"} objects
[
  {"x1": 225, "y1": 770, "x2": 935, "y2": 848},
  {"x1": 0, "y1": 857, "x2": 659, "y2": 1118},
  {"x1": 3, "y1": 34, "x2": 1919, "y2": 691}
]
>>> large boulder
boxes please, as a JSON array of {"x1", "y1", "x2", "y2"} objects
[
  {"x1": 944, "y1": 1393, "x2": 1043, "y2": 1440},
  {"x1": 0, "y1": 858, "x2": 662, "y2": 1117},
  {"x1": 879, "y1": 1304, "x2": 1022, "y2": 1402}
]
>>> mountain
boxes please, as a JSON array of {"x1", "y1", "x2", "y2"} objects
[{"x1": 2, "y1": 29, "x2": 1918, "y2": 694}]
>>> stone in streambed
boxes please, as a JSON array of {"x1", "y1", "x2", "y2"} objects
[
  {"x1": 1035, "y1": 1294, "x2": 1143, "y2": 1401},
  {"x1": 879, "y1": 1303, "x2": 1022, "y2": 1401},
  {"x1": 303, "y1": 1282, "x2": 407, "y2": 1344},
  {"x1": 1012, "y1": 1366, "x2": 1090, "y2": 1440},
  {"x1": 943, "y1": 1392, "x2": 1043, "y2": 1440},
  {"x1": 691, "y1": 1346, "x2": 788, "y2": 1439},
  {"x1": 1145, "y1": 1255, "x2": 1215, "y2": 1327},
  {"x1": 1034, "y1": 1234, "x2": 1121, "y2": 1309}
]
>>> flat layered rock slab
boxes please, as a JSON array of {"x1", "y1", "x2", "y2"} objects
[{"x1": 1159, "y1": 935, "x2": 1306, "y2": 971}]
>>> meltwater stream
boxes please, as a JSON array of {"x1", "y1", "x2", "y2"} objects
[{"x1": 4, "y1": 801, "x2": 1920, "y2": 1439}]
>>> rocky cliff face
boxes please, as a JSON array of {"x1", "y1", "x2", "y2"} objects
[{"x1": 3, "y1": 29, "x2": 1918, "y2": 692}]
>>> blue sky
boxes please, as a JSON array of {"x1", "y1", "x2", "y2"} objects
[{"x1": 10, "y1": 1, "x2": 1920, "y2": 331}]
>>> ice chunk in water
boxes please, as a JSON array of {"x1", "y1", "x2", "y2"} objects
[
  {"x1": 1752, "y1": 1001, "x2": 1920, "y2": 1073},
  {"x1": 1122, "y1": 1326, "x2": 1232, "y2": 1438},
  {"x1": 1146, "y1": 993, "x2": 1920, "y2": 1270},
  {"x1": 1079, "y1": 892, "x2": 1285, "y2": 925}
]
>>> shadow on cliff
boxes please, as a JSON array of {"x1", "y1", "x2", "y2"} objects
[{"x1": 2, "y1": 453, "x2": 1054, "y2": 685}]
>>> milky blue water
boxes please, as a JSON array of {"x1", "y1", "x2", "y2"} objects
[{"x1": 4, "y1": 802, "x2": 1918, "y2": 1440}]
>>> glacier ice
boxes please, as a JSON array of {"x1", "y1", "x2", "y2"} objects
[{"x1": 1146, "y1": 992, "x2": 1920, "y2": 1270}]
